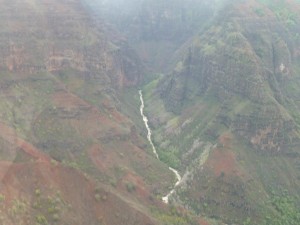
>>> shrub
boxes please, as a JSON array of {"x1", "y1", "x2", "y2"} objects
[{"x1": 126, "y1": 182, "x2": 136, "y2": 192}]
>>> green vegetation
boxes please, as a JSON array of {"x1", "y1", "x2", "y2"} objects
[
  {"x1": 32, "y1": 190, "x2": 64, "y2": 225},
  {"x1": 141, "y1": 4, "x2": 300, "y2": 220},
  {"x1": 152, "y1": 206, "x2": 198, "y2": 225},
  {"x1": 258, "y1": 0, "x2": 298, "y2": 27},
  {"x1": 1, "y1": 0, "x2": 300, "y2": 224},
  {"x1": 126, "y1": 182, "x2": 136, "y2": 193},
  {"x1": 254, "y1": 7, "x2": 265, "y2": 17},
  {"x1": 159, "y1": 147, "x2": 181, "y2": 169},
  {"x1": 0, "y1": 194, "x2": 5, "y2": 202},
  {"x1": 35, "y1": 215, "x2": 48, "y2": 225},
  {"x1": 262, "y1": 191, "x2": 300, "y2": 225}
]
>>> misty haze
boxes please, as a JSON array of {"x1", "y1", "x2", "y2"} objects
[{"x1": 0, "y1": 0, "x2": 299, "y2": 225}]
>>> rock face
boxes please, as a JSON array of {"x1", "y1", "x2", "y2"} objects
[
  {"x1": 159, "y1": 0, "x2": 300, "y2": 153},
  {"x1": 0, "y1": 0, "x2": 143, "y2": 90},
  {"x1": 137, "y1": 0, "x2": 300, "y2": 224},
  {"x1": 1, "y1": 0, "x2": 300, "y2": 224},
  {"x1": 0, "y1": 1, "x2": 181, "y2": 225}
]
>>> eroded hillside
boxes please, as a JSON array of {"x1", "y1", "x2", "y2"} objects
[
  {"x1": 0, "y1": 0, "x2": 199, "y2": 224},
  {"x1": 138, "y1": 0, "x2": 300, "y2": 224},
  {"x1": 1, "y1": 0, "x2": 300, "y2": 225}
]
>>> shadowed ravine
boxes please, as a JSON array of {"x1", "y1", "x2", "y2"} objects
[{"x1": 139, "y1": 90, "x2": 181, "y2": 204}]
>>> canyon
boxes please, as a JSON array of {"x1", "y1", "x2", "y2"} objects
[{"x1": 0, "y1": 0, "x2": 299, "y2": 225}]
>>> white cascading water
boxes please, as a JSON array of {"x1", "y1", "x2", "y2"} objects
[{"x1": 139, "y1": 90, "x2": 181, "y2": 204}]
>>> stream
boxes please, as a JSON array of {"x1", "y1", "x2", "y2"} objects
[{"x1": 139, "y1": 90, "x2": 181, "y2": 204}]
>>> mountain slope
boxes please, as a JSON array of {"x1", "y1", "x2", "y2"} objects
[
  {"x1": 140, "y1": 0, "x2": 300, "y2": 224},
  {"x1": 0, "y1": 0, "x2": 198, "y2": 224},
  {"x1": 1, "y1": 0, "x2": 300, "y2": 224}
]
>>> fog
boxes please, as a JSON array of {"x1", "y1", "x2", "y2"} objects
[{"x1": 80, "y1": 0, "x2": 227, "y2": 41}]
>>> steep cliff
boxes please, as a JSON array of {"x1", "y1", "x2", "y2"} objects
[
  {"x1": 0, "y1": 1, "x2": 193, "y2": 224},
  {"x1": 159, "y1": 0, "x2": 300, "y2": 153},
  {"x1": 1, "y1": 0, "x2": 300, "y2": 224},
  {"x1": 141, "y1": 0, "x2": 300, "y2": 224}
]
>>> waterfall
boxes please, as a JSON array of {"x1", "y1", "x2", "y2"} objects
[{"x1": 139, "y1": 90, "x2": 181, "y2": 204}]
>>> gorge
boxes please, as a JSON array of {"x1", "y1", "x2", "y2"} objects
[{"x1": 0, "y1": 0, "x2": 299, "y2": 224}]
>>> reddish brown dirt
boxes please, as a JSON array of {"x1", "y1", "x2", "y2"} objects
[
  {"x1": 51, "y1": 90, "x2": 129, "y2": 139},
  {"x1": 88, "y1": 142, "x2": 154, "y2": 201},
  {"x1": 102, "y1": 98, "x2": 126, "y2": 123},
  {"x1": 119, "y1": 171, "x2": 150, "y2": 200},
  {"x1": 235, "y1": 0, "x2": 273, "y2": 17},
  {"x1": 0, "y1": 161, "x2": 157, "y2": 225},
  {"x1": 0, "y1": 121, "x2": 50, "y2": 163},
  {"x1": 199, "y1": 218, "x2": 210, "y2": 225},
  {"x1": 89, "y1": 144, "x2": 106, "y2": 171},
  {"x1": 87, "y1": 139, "x2": 170, "y2": 210},
  {"x1": 219, "y1": 132, "x2": 232, "y2": 148},
  {"x1": 204, "y1": 133, "x2": 245, "y2": 177},
  {"x1": 52, "y1": 90, "x2": 128, "y2": 125},
  {"x1": 52, "y1": 90, "x2": 90, "y2": 109},
  {"x1": 206, "y1": 148, "x2": 238, "y2": 177},
  {"x1": 287, "y1": 0, "x2": 300, "y2": 11}
]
